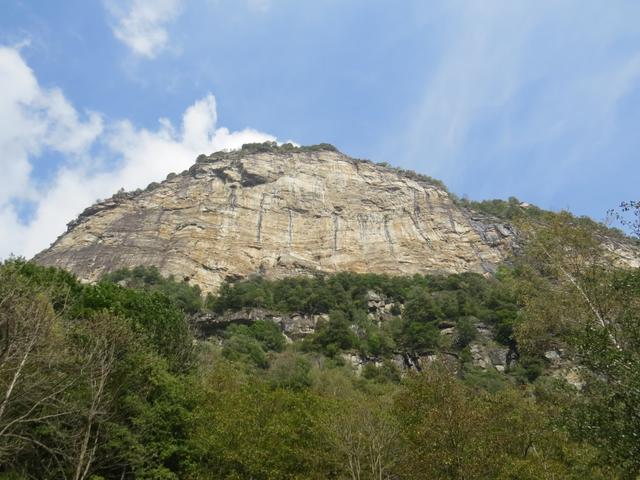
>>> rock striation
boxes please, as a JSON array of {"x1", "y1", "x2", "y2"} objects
[{"x1": 34, "y1": 144, "x2": 516, "y2": 292}]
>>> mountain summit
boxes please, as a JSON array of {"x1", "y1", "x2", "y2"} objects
[{"x1": 34, "y1": 143, "x2": 515, "y2": 292}]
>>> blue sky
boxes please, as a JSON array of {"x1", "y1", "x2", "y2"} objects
[{"x1": 1, "y1": 0, "x2": 639, "y2": 258}]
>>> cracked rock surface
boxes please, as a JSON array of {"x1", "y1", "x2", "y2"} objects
[{"x1": 34, "y1": 148, "x2": 515, "y2": 292}]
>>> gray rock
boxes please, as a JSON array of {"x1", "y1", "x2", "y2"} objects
[
  {"x1": 544, "y1": 350, "x2": 561, "y2": 362},
  {"x1": 488, "y1": 347, "x2": 509, "y2": 368}
]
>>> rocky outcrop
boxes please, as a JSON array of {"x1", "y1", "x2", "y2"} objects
[
  {"x1": 193, "y1": 295, "x2": 583, "y2": 385},
  {"x1": 34, "y1": 145, "x2": 515, "y2": 292},
  {"x1": 193, "y1": 290, "x2": 514, "y2": 374},
  {"x1": 192, "y1": 308, "x2": 328, "y2": 341}
]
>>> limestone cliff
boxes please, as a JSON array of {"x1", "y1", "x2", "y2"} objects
[{"x1": 34, "y1": 144, "x2": 515, "y2": 292}]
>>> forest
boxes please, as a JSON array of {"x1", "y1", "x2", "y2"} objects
[{"x1": 1, "y1": 207, "x2": 639, "y2": 479}]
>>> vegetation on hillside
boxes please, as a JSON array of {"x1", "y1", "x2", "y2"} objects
[
  {"x1": 239, "y1": 141, "x2": 339, "y2": 155},
  {"x1": 102, "y1": 265, "x2": 204, "y2": 314},
  {"x1": 1, "y1": 203, "x2": 640, "y2": 479},
  {"x1": 207, "y1": 270, "x2": 520, "y2": 363},
  {"x1": 456, "y1": 196, "x2": 636, "y2": 245}
]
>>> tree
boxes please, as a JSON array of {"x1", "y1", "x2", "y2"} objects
[
  {"x1": 307, "y1": 310, "x2": 359, "y2": 356},
  {"x1": 189, "y1": 359, "x2": 334, "y2": 479},
  {"x1": 0, "y1": 265, "x2": 74, "y2": 476},
  {"x1": 267, "y1": 351, "x2": 312, "y2": 390},
  {"x1": 68, "y1": 314, "x2": 123, "y2": 480},
  {"x1": 0, "y1": 260, "x2": 200, "y2": 479},
  {"x1": 322, "y1": 392, "x2": 400, "y2": 480},
  {"x1": 609, "y1": 201, "x2": 640, "y2": 238},
  {"x1": 514, "y1": 212, "x2": 640, "y2": 477},
  {"x1": 395, "y1": 364, "x2": 609, "y2": 479},
  {"x1": 399, "y1": 287, "x2": 442, "y2": 354}
]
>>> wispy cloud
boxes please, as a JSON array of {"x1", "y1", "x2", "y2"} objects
[
  {"x1": 246, "y1": 0, "x2": 271, "y2": 14},
  {"x1": 104, "y1": 0, "x2": 183, "y2": 58},
  {"x1": 403, "y1": 1, "x2": 640, "y2": 203},
  {"x1": 0, "y1": 46, "x2": 276, "y2": 259},
  {"x1": 406, "y1": 3, "x2": 536, "y2": 163}
]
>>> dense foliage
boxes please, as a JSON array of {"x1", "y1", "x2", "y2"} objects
[
  {"x1": 102, "y1": 266, "x2": 204, "y2": 314},
  {"x1": 0, "y1": 259, "x2": 195, "y2": 479},
  {"x1": 208, "y1": 270, "x2": 520, "y2": 366},
  {"x1": 2, "y1": 203, "x2": 640, "y2": 478}
]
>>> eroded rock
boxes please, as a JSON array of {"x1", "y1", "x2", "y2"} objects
[{"x1": 34, "y1": 147, "x2": 515, "y2": 292}]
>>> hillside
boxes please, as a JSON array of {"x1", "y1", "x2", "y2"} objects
[
  {"x1": 34, "y1": 143, "x2": 516, "y2": 292},
  {"x1": 4, "y1": 183, "x2": 640, "y2": 479}
]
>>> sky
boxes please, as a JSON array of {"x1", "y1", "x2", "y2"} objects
[{"x1": 1, "y1": 0, "x2": 639, "y2": 259}]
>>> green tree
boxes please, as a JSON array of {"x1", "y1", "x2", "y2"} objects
[
  {"x1": 306, "y1": 310, "x2": 359, "y2": 357},
  {"x1": 322, "y1": 392, "x2": 400, "y2": 480},
  {"x1": 267, "y1": 351, "x2": 312, "y2": 390},
  {"x1": 399, "y1": 287, "x2": 442, "y2": 353},
  {"x1": 395, "y1": 364, "x2": 610, "y2": 480},
  {"x1": 514, "y1": 212, "x2": 640, "y2": 477},
  {"x1": 188, "y1": 360, "x2": 335, "y2": 479}
]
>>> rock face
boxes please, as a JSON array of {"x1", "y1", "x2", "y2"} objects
[
  {"x1": 34, "y1": 145, "x2": 515, "y2": 292},
  {"x1": 192, "y1": 308, "x2": 327, "y2": 341},
  {"x1": 192, "y1": 290, "x2": 514, "y2": 375}
]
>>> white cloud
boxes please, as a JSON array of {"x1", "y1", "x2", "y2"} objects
[
  {"x1": 0, "y1": 46, "x2": 277, "y2": 259},
  {"x1": 0, "y1": 46, "x2": 103, "y2": 207},
  {"x1": 104, "y1": 0, "x2": 183, "y2": 58}
]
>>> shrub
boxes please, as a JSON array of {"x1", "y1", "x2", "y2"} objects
[
  {"x1": 267, "y1": 352, "x2": 312, "y2": 390},
  {"x1": 102, "y1": 266, "x2": 204, "y2": 314},
  {"x1": 454, "y1": 317, "x2": 478, "y2": 349},
  {"x1": 225, "y1": 320, "x2": 286, "y2": 352},
  {"x1": 306, "y1": 310, "x2": 359, "y2": 356},
  {"x1": 222, "y1": 335, "x2": 269, "y2": 368}
]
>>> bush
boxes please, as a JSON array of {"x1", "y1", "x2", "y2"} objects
[
  {"x1": 225, "y1": 320, "x2": 286, "y2": 352},
  {"x1": 268, "y1": 352, "x2": 312, "y2": 390},
  {"x1": 402, "y1": 287, "x2": 443, "y2": 324},
  {"x1": 454, "y1": 317, "x2": 478, "y2": 349},
  {"x1": 306, "y1": 310, "x2": 359, "y2": 356},
  {"x1": 222, "y1": 335, "x2": 269, "y2": 368},
  {"x1": 240, "y1": 141, "x2": 339, "y2": 155},
  {"x1": 102, "y1": 266, "x2": 203, "y2": 314},
  {"x1": 361, "y1": 361, "x2": 401, "y2": 384},
  {"x1": 510, "y1": 355, "x2": 545, "y2": 384},
  {"x1": 208, "y1": 271, "x2": 521, "y2": 357}
]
